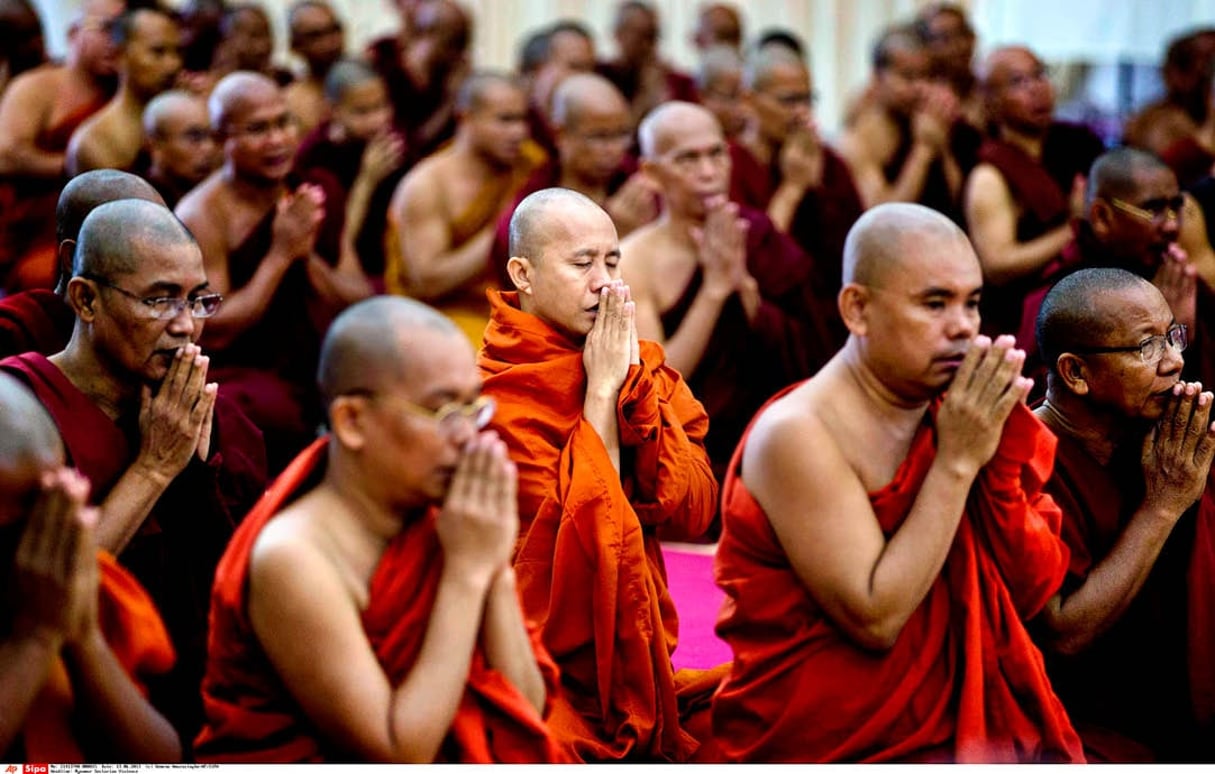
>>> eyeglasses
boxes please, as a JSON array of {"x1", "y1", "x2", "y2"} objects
[
  {"x1": 1072, "y1": 323, "x2": 1187, "y2": 365},
  {"x1": 666, "y1": 143, "x2": 730, "y2": 173},
  {"x1": 84, "y1": 274, "x2": 224, "y2": 320},
  {"x1": 1108, "y1": 195, "x2": 1185, "y2": 224},
  {"x1": 345, "y1": 390, "x2": 496, "y2": 435}
]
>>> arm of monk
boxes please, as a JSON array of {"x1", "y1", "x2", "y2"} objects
[
  {"x1": 743, "y1": 337, "x2": 1031, "y2": 650},
  {"x1": 388, "y1": 169, "x2": 495, "y2": 300},
  {"x1": 480, "y1": 567, "x2": 546, "y2": 714},
  {"x1": 0, "y1": 71, "x2": 65, "y2": 178},
  {"x1": 964, "y1": 163, "x2": 1073, "y2": 286},
  {"x1": 838, "y1": 111, "x2": 937, "y2": 209}
]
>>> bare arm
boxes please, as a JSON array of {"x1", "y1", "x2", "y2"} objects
[
  {"x1": 839, "y1": 112, "x2": 938, "y2": 209},
  {"x1": 388, "y1": 171, "x2": 495, "y2": 300},
  {"x1": 63, "y1": 122, "x2": 117, "y2": 177},
  {"x1": 746, "y1": 337, "x2": 1031, "y2": 650},
  {"x1": 0, "y1": 71, "x2": 64, "y2": 177},
  {"x1": 480, "y1": 568, "x2": 545, "y2": 714},
  {"x1": 964, "y1": 164, "x2": 1072, "y2": 285}
]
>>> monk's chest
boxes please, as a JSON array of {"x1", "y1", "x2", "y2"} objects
[{"x1": 650, "y1": 251, "x2": 701, "y2": 313}]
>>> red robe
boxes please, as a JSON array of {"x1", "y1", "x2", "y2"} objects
[
  {"x1": 1039, "y1": 426, "x2": 1215, "y2": 760},
  {"x1": 16, "y1": 551, "x2": 175, "y2": 763},
  {"x1": 0, "y1": 352, "x2": 267, "y2": 746},
  {"x1": 709, "y1": 391, "x2": 1083, "y2": 763},
  {"x1": 0, "y1": 287, "x2": 74, "y2": 359},
  {"x1": 478, "y1": 289, "x2": 722, "y2": 762},
  {"x1": 194, "y1": 437, "x2": 575, "y2": 763}
]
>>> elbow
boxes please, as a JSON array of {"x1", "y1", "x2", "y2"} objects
[{"x1": 850, "y1": 620, "x2": 902, "y2": 652}]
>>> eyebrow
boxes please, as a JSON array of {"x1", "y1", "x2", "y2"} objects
[{"x1": 143, "y1": 280, "x2": 212, "y2": 295}]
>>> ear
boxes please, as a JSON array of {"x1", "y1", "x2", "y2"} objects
[
  {"x1": 1055, "y1": 353, "x2": 1090, "y2": 396},
  {"x1": 1090, "y1": 199, "x2": 1115, "y2": 238},
  {"x1": 329, "y1": 395, "x2": 369, "y2": 451},
  {"x1": 66, "y1": 276, "x2": 97, "y2": 321},
  {"x1": 506, "y1": 255, "x2": 533, "y2": 294},
  {"x1": 56, "y1": 240, "x2": 75, "y2": 285},
  {"x1": 838, "y1": 283, "x2": 870, "y2": 336}
]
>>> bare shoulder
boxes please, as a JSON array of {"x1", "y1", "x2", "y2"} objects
[
  {"x1": 390, "y1": 153, "x2": 447, "y2": 214},
  {"x1": 840, "y1": 106, "x2": 892, "y2": 161},
  {"x1": 964, "y1": 162, "x2": 1011, "y2": 206},
  {"x1": 249, "y1": 496, "x2": 347, "y2": 608},
  {"x1": 744, "y1": 378, "x2": 848, "y2": 488},
  {"x1": 175, "y1": 173, "x2": 228, "y2": 232},
  {"x1": 619, "y1": 221, "x2": 662, "y2": 284}
]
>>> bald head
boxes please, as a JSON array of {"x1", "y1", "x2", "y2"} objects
[
  {"x1": 1086, "y1": 146, "x2": 1173, "y2": 210},
  {"x1": 323, "y1": 58, "x2": 380, "y2": 104},
  {"x1": 73, "y1": 199, "x2": 197, "y2": 280},
  {"x1": 57, "y1": 170, "x2": 165, "y2": 247},
  {"x1": 0, "y1": 372, "x2": 63, "y2": 479},
  {"x1": 143, "y1": 89, "x2": 202, "y2": 138},
  {"x1": 696, "y1": 43, "x2": 743, "y2": 90},
  {"x1": 412, "y1": 0, "x2": 469, "y2": 55},
  {"x1": 208, "y1": 70, "x2": 280, "y2": 130},
  {"x1": 872, "y1": 24, "x2": 923, "y2": 71},
  {"x1": 694, "y1": 3, "x2": 742, "y2": 50},
  {"x1": 743, "y1": 40, "x2": 806, "y2": 92},
  {"x1": 1036, "y1": 267, "x2": 1159, "y2": 373},
  {"x1": 978, "y1": 44, "x2": 1037, "y2": 88},
  {"x1": 638, "y1": 100, "x2": 720, "y2": 158},
  {"x1": 318, "y1": 296, "x2": 461, "y2": 407},
  {"x1": 843, "y1": 202, "x2": 970, "y2": 287},
  {"x1": 508, "y1": 187, "x2": 601, "y2": 263},
  {"x1": 550, "y1": 72, "x2": 628, "y2": 130},
  {"x1": 455, "y1": 69, "x2": 522, "y2": 115}
]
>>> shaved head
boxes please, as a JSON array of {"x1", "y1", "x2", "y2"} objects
[
  {"x1": 1086, "y1": 147, "x2": 1172, "y2": 209},
  {"x1": 323, "y1": 57, "x2": 380, "y2": 104},
  {"x1": 550, "y1": 72, "x2": 628, "y2": 130},
  {"x1": 318, "y1": 296, "x2": 461, "y2": 407},
  {"x1": 57, "y1": 170, "x2": 165, "y2": 246},
  {"x1": 638, "y1": 100, "x2": 719, "y2": 158},
  {"x1": 1036, "y1": 267, "x2": 1158, "y2": 372},
  {"x1": 743, "y1": 40, "x2": 806, "y2": 92},
  {"x1": 0, "y1": 372, "x2": 63, "y2": 476},
  {"x1": 73, "y1": 199, "x2": 197, "y2": 280},
  {"x1": 455, "y1": 69, "x2": 522, "y2": 115},
  {"x1": 843, "y1": 202, "x2": 970, "y2": 287},
  {"x1": 208, "y1": 70, "x2": 280, "y2": 130},
  {"x1": 696, "y1": 43, "x2": 743, "y2": 90},
  {"x1": 978, "y1": 44, "x2": 1037, "y2": 88},
  {"x1": 508, "y1": 187, "x2": 600, "y2": 263},
  {"x1": 143, "y1": 88, "x2": 203, "y2": 138}
]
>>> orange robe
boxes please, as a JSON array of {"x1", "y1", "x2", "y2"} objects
[
  {"x1": 17, "y1": 551, "x2": 175, "y2": 763},
  {"x1": 194, "y1": 437, "x2": 574, "y2": 763},
  {"x1": 709, "y1": 393, "x2": 1084, "y2": 763},
  {"x1": 478, "y1": 289, "x2": 722, "y2": 762}
]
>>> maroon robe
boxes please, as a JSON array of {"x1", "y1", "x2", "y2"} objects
[
  {"x1": 365, "y1": 36, "x2": 456, "y2": 165},
  {"x1": 0, "y1": 351, "x2": 268, "y2": 748},
  {"x1": 595, "y1": 61, "x2": 698, "y2": 108},
  {"x1": 0, "y1": 287, "x2": 74, "y2": 359}
]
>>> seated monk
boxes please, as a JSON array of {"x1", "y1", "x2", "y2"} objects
[
  {"x1": 142, "y1": 90, "x2": 220, "y2": 209},
  {"x1": 0, "y1": 0, "x2": 122, "y2": 292},
  {"x1": 480, "y1": 188, "x2": 723, "y2": 761},
  {"x1": 283, "y1": 0, "x2": 346, "y2": 137},
  {"x1": 0, "y1": 199, "x2": 268, "y2": 745},
  {"x1": 706, "y1": 203, "x2": 1083, "y2": 763},
  {"x1": 177, "y1": 71, "x2": 371, "y2": 474},
  {"x1": 195, "y1": 296, "x2": 575, "y2": 763},
  {"x1": 1032, "y1": 268, "x2": 1215, "y2": 761},
  {"x1": 0, "y1": 372, "x2": 180, "y2": 763},
  {"x1": 0, "y1": 0, "x2": 47, "y2": 96},
  {"x1": 66, "y1": 6, "x2": 182, "y2": 176},
  {"x1": 488, "y1": 72, "x2": 657, "y2": 285},
  {"x1": 596, "y1": 2, "x2": 697, "y2": 131},
  {"x1": 737, "y1": 43, "x2": 864, "y2": 271},
  {"x1": 0, "y1": 169, "x2": 165, "y2": 360},
  {"x1": 963, "y1": 45, "x2": 1104, "y2": 339},
  {"x1": 623, "y1": 101, "x2": 839, "y2": 483},
  {"x1": 386, "y1": 70, "x2": 544, "y2": 346},
  {"x1": 295, "y1": 59, "x2": 406, "y2": 281}
]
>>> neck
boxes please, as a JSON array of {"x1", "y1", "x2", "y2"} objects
[
  {"x1": 557, "y1": 165, "x2": 609, "y2": 204},
  {"x1": 1036, "y1": 390, "x2": 1126, "y2": 465},
  {"x1": 322, "y1": 450, "x2": 412, "y2": 545},
  {"x1": 116, "y1": 82, "x2": 149, "y2": 113},
  {"x1": 740, "y1": 124, "x2": 777, "y2": 167},
  {"x1": 454, "y1": 135, "x2": 510, "y2": 175},
  {"x1": 996, "y1": 123, "x2": 1046, "y2": 159},
  {"x1": 655, "y1": 207, "x2": 702, "y2": 246},
  {"x1": 839, "y1": 338, "x2": 934, "y2": 421},
  {"x1": 50, "y1": 334, "x2": 138, "y2": 421}
]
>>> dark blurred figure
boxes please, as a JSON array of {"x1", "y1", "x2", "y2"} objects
[
  {"x1": 285, "y1": 0, "x2": 346, "y2": 134},
  {"x1": 597, "y1": 1, "x2": 697, "y2": 130}
]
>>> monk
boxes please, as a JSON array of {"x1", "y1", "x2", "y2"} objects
[
  {"x1": 210, "y1": 4, "x2": 293, "y2": 88},
  {"x1": 0, "y1": 372, "x2": 180, "y2": 763},
  {"x1": 963, "y1": 45, "x2": 1104, "y2": 339},
  {"x1": 690, "y1": 3, "x2": 742, "y2": 53},
  {"x1": 517, "y1": 20, "x2": 598, "y2": 158},
  {"x1": 283, "y1": 0, "x2": 346, "y2": 136},
  {"x1": 0, "y1": 0, "x2": 122, "y2": 292},
  {"x1": 142, "y1": 90, "x2": 219, "y2": 209},
  {"x1": 367, "y1": 0, "x2": 470, "y2": 163},
  {"x1": 0, "y1": 169, "x2": 165, "y2": 360},
  {"x1": 1032, "y1": 268, "x2": 1215, "y2": 761},
  {"x1": 195, "y1": 296, "x2": 575, "y2": 764},
  {"x1": 480, "y1": 188, "x2": 721, "y2": 761},
  {"x1": 623, "y1": 102, "x2": 839, "y2": 482},
  {"x1": 696, "y1": 45, "x2": 748, "y2": 141},
  {"x1": 706, "y1": 203, "x2": 1083, "y2": 763},
  {"x1": 738, "y1": 44, "x2": 864, "y2": 268},
  {"x1": 597, "y1": 1, "x2": 697, "y2": 129},
  {"x1": 914, "y1": 3, "x2": 984, "y2": 129},
  {"x1": 489, "y1": 72, "x2": 656, "y2": 283},
  {"x1": 294, "y1": 59, "x2": 406, "y2": 280},
  {"x1": 838, "y1": 25, "x2": 968, "y2": 217},
  {"x1": 177, "y1": 71, "x2": 370, "y2": 473},
  {"x1": 0, "y1": 199, "x2": 267, "y2": 746},
  {"x1": 386, "y1": 71, "x2": 543, "y2": 346},
  {"x1": 0, "y1": 0, "x2": 47, "y2": 96},
  {"x1": 67, "y1": 6, "x2": 182, "y2": 175}
]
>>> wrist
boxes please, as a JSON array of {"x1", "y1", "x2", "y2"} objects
[
  {"x1": 11, "y1": 620, "x2": 65, "y2": 654},
  {"x1": 131, "y1": 456, "x2": 175, "y2": 489}
]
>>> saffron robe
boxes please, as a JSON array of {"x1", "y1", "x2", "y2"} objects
[
  {"x1": 1036, "y1": 426, "x2": 1215, "y2": 761},
  {"x1": 659, "y1": 206, "x2": 840, "y2": 482},
  {"x1": 10, "y1": 551, "x2": 175, "y2": 763},
  {"x1": 0, "y1": 352, "x2": 267, "y2": 746},
  {"x1": 709, "y1": 392, "x2": 1084, "y2": 763},
  {"x1": 194, "y1": 437, "x2": 575, "y2": 763},
  {"x1": 478, "y1": 289, "x2": 722, "y2": 761},
  {"x1": 0, "y1": 288, "x2": 74, "y2": 360}
]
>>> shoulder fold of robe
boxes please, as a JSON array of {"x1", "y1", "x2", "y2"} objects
[
  {"x1": 709, "y1": 386, "x2": 1082, "y2": 763},
  {"x1": 478, "y1": 289, "x2": 720, "y2": 761},
  {"x1": 195, "y1": 437, "x2": 574, "y2": 763},
  {"x1": 0, "y1": 288, "x2": 75, "y2": 360},
  {"x1": 21, "y1": 550, "x2": 174, "y2": 763}
]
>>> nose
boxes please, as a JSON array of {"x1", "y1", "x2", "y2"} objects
[
  {"x1": 948, "y1": 303, "x2": 979, "y2": 340},
  {"x1": 1160, "y1": 336, "x2": 1185, "y2": 374},
  {"x1": 166, "y1": 304, "x2": 197, "y2": 337}
]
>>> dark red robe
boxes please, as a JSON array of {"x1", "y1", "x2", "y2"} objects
[
  {"x1": 194, "y1": 438, "x2": 576, "y2": 763},
  {"x1": 708, "y1": 392, "x2": 1083, "y2": 762},
  {"x1": 0, "y1": 352, "x2": 267, "y2": 747},
  {"x1": 0, "y1": 287, "x2": 74, "y2": 359}
]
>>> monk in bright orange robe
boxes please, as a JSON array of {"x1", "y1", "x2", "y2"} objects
[{"x1": 479, "y1": 188, "x2": 722, "y2": 762}]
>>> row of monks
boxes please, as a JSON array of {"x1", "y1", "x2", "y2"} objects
[{"x1": 1, "y1": 0, "x2": 1215, "y2": 763}]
